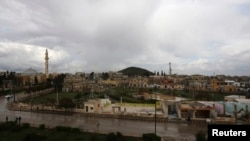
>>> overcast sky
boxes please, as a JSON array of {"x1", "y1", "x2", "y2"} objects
[{"x1": 0, "y1": 0, "x2": 250, "y2": 76}]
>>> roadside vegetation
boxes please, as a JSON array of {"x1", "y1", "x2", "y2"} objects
[{"x1": 0, "y1": 121, "x2": 146, "y2": 141}]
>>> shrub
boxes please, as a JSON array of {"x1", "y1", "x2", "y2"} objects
[
  {"x1": 0, "y1": 121, "x2": 17, "y2": 131},
  {"x1": 72, "y1": 128, "x2": 81, "y2": 133},
  {"x1": 91, "y1": 135, "x2": 97, "y2": 141},
  {"x1": 54, "y1": 126, "x2": 72, "y2": 132},
  {"x1": 106, "y1": 132, "x2": 117, "y2": 141},
  {"x1": 22, "y1": 123, "x2": 30, "y2": 129},
  {"x1": 142, "y1": 133, "x2": 161, "y2": 141},
  {"x1": 0, "y1": 121, "x2": 22, "y2": 132},
  {"x1": 23, "y1": 133, "x2": 47, "y2": 141},
  {"x1": 11, "y1": 125, "x2": 22, "y2": 132},
  {"x1": 55, "y1": 126, "x2": 64, "y2": 132},
  {"x1": 195, "y1": 131, "x2": 207, "y2": 141},
  {"x1": 106, "y1": 132, "x2": 127, "y2": 141},
  {"x1": 116, "y1": 132, "x2": 123, "y2": 137},
  {"x1": 39, "y1": 124, "x2": 46, "y2": 130}
]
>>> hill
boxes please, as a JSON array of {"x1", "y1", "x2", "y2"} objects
[{"x1": 118, "y1": 67, "x2": 154, "y2": 77}]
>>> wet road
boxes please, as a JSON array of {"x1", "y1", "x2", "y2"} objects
[{"x1": 0, "y1": 96, "x2": 207, "y2": 140}]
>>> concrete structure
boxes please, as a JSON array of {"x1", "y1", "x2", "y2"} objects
[
  {"x1": 224, "y1": 95, "x2": 246, "y2": 102},
  {"x1": 176, "y1": 101, "x2": 214, "y2": 119},
  {"x1": 128, "y1": 76, "x2": 148, "y2": 88},
  {"x1": 99, "y1": 79, "x2": 120, "y2": 87},
  {"x1": 83, "y1": 98, "x2": 111, "y2": 113}
]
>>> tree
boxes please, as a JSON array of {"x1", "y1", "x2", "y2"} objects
[
  {"x1": 46, "y1": 78, "x2": 53, "y2": 88},
  {"x1": 53, "y1": 74, "x2": 66, "y2": 92},
  {"x1": 34, "y1": 75, "x2": 38, "y2": 84},
  {"x1": 102, "y1": 72, "x2": 109, "y2": 80},
  {"x1": 59, "y1": 98, "x2": 75, "y2": 110},
  {"x1": 157, "y1": 72, "x2": 159, "y2": 76},
  {"x1": 74, "y1": 93, "x2": 82, "y2": 101},
  {"x1": 89, "y1": 72, "x2": 95, "y2": 80},
  {"x1": 74, "y1": 93, "x2": 83, "y2": 108}
]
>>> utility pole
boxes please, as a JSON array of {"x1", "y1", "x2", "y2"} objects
[
  {"x1": 11, "y1": 80, "x2": 15, "y2": 102},
  {"x1": 169, "y1": 62, "x2": 172, "y2": 76},
  {"x1": 10, "y1": 80, "x2": 15, "y2": 103},
  {"x1": 56, "y1": 85, "x2": 59, "y2": 105},
  {"x1": 54, "y1": 80, "x2": 59, "y2": 105},
  {"x1": 45, "y1": 49, "x2": 49, "y2": 79},
  {"x1": 154, "y1": 85, "x2": 157, "y2": 136}
]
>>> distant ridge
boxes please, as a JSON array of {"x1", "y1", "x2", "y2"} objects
[{"x1": 118, "y1": 66, "x2": 154, "y2": 77}]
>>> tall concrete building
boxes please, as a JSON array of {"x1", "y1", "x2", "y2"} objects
[{"x1": 45, "y1": 49, "x2": 49, "y2": 78}]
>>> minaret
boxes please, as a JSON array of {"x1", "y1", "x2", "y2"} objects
[
  {"x1": 169, "y1": 62, "x2": 172, "y2": 76},
  {"x1": 45, "y1": 49, "x2": 49, "y2": 78}
]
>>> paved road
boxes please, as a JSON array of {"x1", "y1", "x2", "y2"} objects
[{"x1": 0, "y1": 95, "x2": 207, "y2": 140}]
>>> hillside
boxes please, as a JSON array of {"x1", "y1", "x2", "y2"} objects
[{"x1": 118, "y1": 67, "x2": 154, "y2": 77}]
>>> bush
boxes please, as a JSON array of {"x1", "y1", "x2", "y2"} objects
[
  {"x1": 23, "y1": 133, "x2": 47, "y2": 141},
  {"x1": 142, "y1": 133, "x2": 161, "y2": 141},
  {"x1": 54, "y1": 126, "x2": 72, "y2": 132},
  {"x1": 0, "y1": 121, "x2": 16, "y2": 131},
  {"x1": 39, "y1": 124, "x2": 46, "y2": 130},
  {"x1": 106, "y1": 132, "x2": 127, "y2": 141},
  {"x1": 0, "y1": 121, "x2": 22, "y2": 132},
  {"x1": 116, "y1": 132, "x2": 123, "y2": 138},
  {"x1": 22, "y1": 123, "x2": 30, "y2": 129},
  {"x1": 195, "y1": 131, "x2": 207, "y2": 141},
  {"x1": 106, "y1": 132, "x2": 117, "y2": 141},
  {"x1": 72, "y1": 128, "x2": 81, "y2": 133},
  {"x1": 91, "y1": 135, "x2": 97, "y2": 141}
]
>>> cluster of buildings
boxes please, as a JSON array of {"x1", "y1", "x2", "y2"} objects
[
  {"x1": 60, "y1": 71, "x2": 250, "y2": 123},
  {"x1": 0, "y1": 67, "x2": 60, "y2": 91},
  {"x1": 59, "y1": 66, "x2": 250, "y2": 123},
  {"x1": 62, "y1": 71, "x2": 250, "y2": 94},
  {"x1": 1, "y1": 49, "x2": 250, "y2": 94}
]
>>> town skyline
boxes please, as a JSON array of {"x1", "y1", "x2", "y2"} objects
[
  {"x1": 1, "y1": 48, "x2": 250, "y2": 77},
  {"x1": 0, "y1": 0, "x2": 250, "y2": 76}
]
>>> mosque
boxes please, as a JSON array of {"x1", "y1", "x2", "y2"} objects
[{"x1": 18, "y1": 49, "x2": 49, "y2": 86}]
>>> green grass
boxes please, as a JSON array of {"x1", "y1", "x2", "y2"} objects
[
  {"x1": 22, "y1": 92, "x2": 78, "y2": 105},
  {"x1": 116, "y1": 102, "x2": 161, "y2": 108}
]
